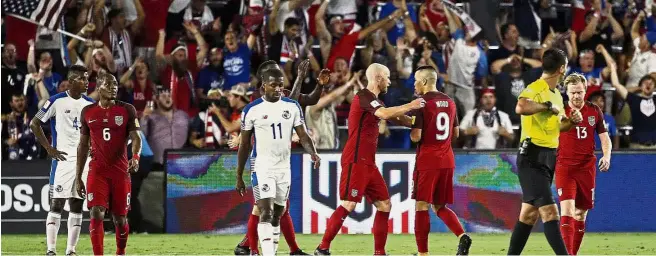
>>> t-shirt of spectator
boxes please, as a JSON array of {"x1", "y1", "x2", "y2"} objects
[
  {"x1": 327, "y1": 32, "x2": 360, "y2": 70},
  {"x1": 137, "y1": 0, "x2": 170, "y2": 47},
  {"x1": 627, "y1": 37, "x2": 656, "y2": 88},
  {"x1": 567, "y1": 66, "x2": 603, "y2": 99},
  {"x1": 626, "y1": 93, "x2": 656, "y2": 144},
  {"x1": 165, "y1": 38, "x2": 199, "y2": 72},
  {"x1": 42, "y1": 73, "x2": 63, "y2": 97},
  {"x1": 197, "y1": 65, "x2": 227, "y2": 92},
  {"x1": 594, "y1": 113, "x2": 616, "y2": 149},
  {"x1": 160, "y1": 66, "x2": 198, "y2": 117},
  {"x1": 223, "y1": 43, "x2": 252, "y2": 88},
  {"x1": 132, "y1": 80, "x2": 155, "y2": 114},
  {"x1": 379, "y1": 3, "x2": 417, "y2": 45},
  {"x1": 269, "y1": 32, "x2": 300, "y2": 66},
  {"x1": 425, "y1": 0, "x2": 448, "y2": 26},
  {"x1": 494, "y1": 68, "x2": 542, "y2": 124},
  {"x1": 576, "y1": 28, "x2": 613, "y2": 68},
  {"x1": 274, "y1": 2, "x2": 310, "y2": 45},
  {"x1": 326, "y1": 0, "x2": 357, "y2": 30},
  {"x1": 447, "y1": 29, "x2": 487, "y2": 88},
  {"x1": 487, "y1": 46, "x2": 532, "y2": 69},
  {"x1": 190, "y1": 111, "x2": 224, "y2": 148},
  {"x1": 1, "y1": 62, "x2": 28, "y2": 114},
  {"x1": 102, "y1": 29, "x2": 134, "y2": 75},
  {"x1": 460, "y1": 108, "x2": 514, "y2": 149}
]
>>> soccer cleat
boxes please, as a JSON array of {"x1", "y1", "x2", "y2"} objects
[
  {"x1": 234, "y1": 244, "x2": 250, "y2": 255},
  {"x1": 65, "y1": 252, "x2": 77, "y2": 256},
  {"x1": 456, "y1": 234, "x2": 472, "y2": 255},
  {"x1": 290, "y1": 249, "x2": 310, "y2": 255},
  {"x1": 46, "y1": 251, "x2": 56, "y2": 256},
  {"x1": 314, "y1": 247, "x2": 331, "y2": 255}
]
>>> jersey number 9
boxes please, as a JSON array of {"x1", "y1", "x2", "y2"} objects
[
  {"x1": 103, "y1": 128, "x2": 111, "y2": 141},
  {"x1": 435, "y1": 112, "x2": 450, "y2": 141}
]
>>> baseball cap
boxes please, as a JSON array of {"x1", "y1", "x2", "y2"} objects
[
  {"x1": 230, "y1": 84, "x2": 250, "y2": 102},
  {"x1": 329, "y1": 15, "x2": 343, "y2": 25},
  {"x1": 481, "y1": 88, "x2": 495, "y2": 96}
]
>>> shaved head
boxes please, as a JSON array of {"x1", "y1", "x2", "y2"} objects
[
  {"x1": 365, "y1": 63, "x2": 391, "y2": 94},
  {"x1": 413, "y1": 66, "x2": 439, "y2": 95},
  {"x1": 414, "y1": 67, "x2": 438, "y2": 83}
]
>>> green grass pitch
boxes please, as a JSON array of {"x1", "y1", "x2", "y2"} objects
[{"x1": 2, "y1": 233, "x2": 656, "y2": 255}]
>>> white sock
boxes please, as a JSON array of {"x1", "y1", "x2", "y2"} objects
[
  {"x1": 258, "y1": 222, "x2": 274, "y2": 256},
  {"x1": 46, "y1": 212, "x2": 62, "y2": 252},
  {"x1": 272, "y1": 225, "x2": 281, "y2": 254},
  {"x1": 66, "y1": 212, "x2": 83, "y2": 253}
]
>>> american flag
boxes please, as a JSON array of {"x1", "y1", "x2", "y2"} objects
[{"x1": 2, "y1": 0, "x2": 71, "y2": 30}]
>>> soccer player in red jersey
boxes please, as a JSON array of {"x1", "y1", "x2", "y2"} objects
[
  {"x1": 409, "y1": 66, "x2": 472, "y2": 255},
  {"x1": 314, "y1": 63, "x2": 425, "y2": 255},
  {"x1": 75, "y1": 71, "x2": 142, "y2": 256},
  {"x1": 556, "y1": 74, "x2": 612, "y2": 255}
]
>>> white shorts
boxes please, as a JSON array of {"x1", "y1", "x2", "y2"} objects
[
  {"x1": 251, "y1": 170, "x2": 290, "y2": 206},
  {"x1": 50, "y1": 159, "x2": 89, "y2": 199}
]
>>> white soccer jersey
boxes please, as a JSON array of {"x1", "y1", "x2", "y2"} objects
[
  {"x1": 241, "y1": 97, "x2": 305, "y2": 172},
  {"x1": 35, "y1": 91, "x2": 94, "y2": 157}
]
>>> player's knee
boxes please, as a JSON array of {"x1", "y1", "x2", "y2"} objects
[
  {"x1": 68, "y1": 198, "x2": 84, "y2": 214},
  {"x1": 538, "y1": 205, "x2": 560, "y2": 222},
  {"x1": 340, "y1": 201, "x2": 357, "y2": 212},
  {"x1": 559, "y1": 200, "x2": 575, "y2": 217},
  {"x1": 259, "y1": 209, "x2": 274, "y2": 223},
  {"x1": 415, "y1": 201, "x2": 430, "y2": 211},
  {"x1": 252, "y1": 205, "x2": 261, "y2": 216},
  {"x1": 519, "y1": 209, "x2": 539, "y2": 224},
  {"x1": 573, "y1": 209, "x2": 588, "y2": 221},
  {"x1": 431, "y1": 204, "x2": 445, "y2": 213},
  {"x1": 49, "y1": 199, "x2": 65, "y2": 213},
  {"x1": 113, "y1": 215, "x2": 128, "y2": 227},
  {"x1": 89, "y1": 206, "x2": 106, "y2": 220},
  {"x1": 375, "y1": 200, "x2": 392, "y2": 212}
]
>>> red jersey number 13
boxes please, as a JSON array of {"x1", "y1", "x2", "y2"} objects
[{"x1": 575, "y1": 126, "x2": 587, "y2": 139}]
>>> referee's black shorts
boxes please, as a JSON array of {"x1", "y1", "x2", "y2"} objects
[{"x1": 517, "y1": 143, "x2": 557, "y2": 208}]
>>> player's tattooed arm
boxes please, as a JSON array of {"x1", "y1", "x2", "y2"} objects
[
  {"x1": 235, "y1": 129, "x2": 253, "y2": 196},
  {"x1": 294, "y1": 125, "x2": 320, "y2": 169},
  {"x1": 299, "y1": 68, "x2": 331, "y2": 106},
  {"x1": 289, "y1": 60, "x2": 310, "y2": 102}
]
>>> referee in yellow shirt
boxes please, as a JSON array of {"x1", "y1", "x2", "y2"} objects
[{"x1": 507, "y1": 48, "x2": 583, "y2": 255}]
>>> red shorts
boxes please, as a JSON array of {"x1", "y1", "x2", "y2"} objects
[
  {"x1": 86, "y1": 172, "x2": 132, "y2": 215},
  {"x1": 340, "y1": 163, "x2": 390, "y2": 203},
  {"x1": 412, "y1": 168, "x2": 454, "y2": 205},
  {"x1": 555, "y1": 158, "x2": 596, "y2": 210}
]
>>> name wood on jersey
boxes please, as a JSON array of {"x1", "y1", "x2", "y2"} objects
[{"x1": 436, "y1": 101, "x2": 449, "y2": 107}]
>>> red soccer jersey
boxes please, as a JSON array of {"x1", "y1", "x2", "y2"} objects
[
  {"x1": 81, "y1": 101, "x2": 139, "y2": 176},
  {"x1": 412, "y1": 91, "x2": 459, "y2": 169},
  {"x1": 341, "y1": 89, "x2": 384, "y2": 165},
  {"x1": 557, "y1": 102, "x2": 607, "y2": 163}
]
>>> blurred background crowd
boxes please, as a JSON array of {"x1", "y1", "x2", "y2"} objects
[{"x1": 3, "y1": 0, "x2": 656, "y2": 164}]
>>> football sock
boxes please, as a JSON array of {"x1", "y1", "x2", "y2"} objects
[
  {"x1": 90, "y1": 218, "x2": 104, "y2": 255},
  {"x1": 46, "y1": 212, "x2": 61, "y2": 252},
  {"x1": 247, "y1": 214, "x2": 260, "y2": 254},
  {"x1": 319, "y1": 205, "x2": 349, "y2": 250},
  {"x1": 544, "y1": 219, "x2": 568, "y2": 255},
  {"x1": 572, "y1": 220, "x2": 586, "y2": 255},
  {"x1": 272, "y1": 225, "x2": 281, "y2": 254},
  {"x1": 115, "y1": 222, "x2": 129, "y2": 255},
  {"x1": 373, "y1": 210, "x2": 390, "y2": 255},
  {"x1": 258, "y1": 222, "x2": 275, "y2": 256},
  {"x1": 436, "y1": 207, "x2": 465, "y2": 237},
  {"x1": 414, "y1": 210, "x2": 430, "y2": 253},
  {"x1": 238, "y1": 234, "x2": 249, "y2": 247},
  {"x1": 560, "y1": 216, "x2": 574, "y2": 254},
  {"x1": 280, "y1": 209, "x2": 300, "y2": 252},
  {"x1": 66, "y1": 212, "x2": 83, "y2": 254},
  {"x1": 508, "y1": 221, "x2": 533, "y2": 255}
]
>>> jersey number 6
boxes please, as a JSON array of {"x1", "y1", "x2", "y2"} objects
[
  {"x1": 103, "y1": 128, "x2": 111, "y2": 141},
  {"x1": 435, "y1": 112, "x2": 450, "y2": 141}
]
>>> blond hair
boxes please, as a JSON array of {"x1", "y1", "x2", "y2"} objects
[{"x1": 563, "y1": 73, "x2": 587, "y2": 89}]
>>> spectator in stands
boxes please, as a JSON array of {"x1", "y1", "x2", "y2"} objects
[
  {"x1": 566, "y1": 44, "x2": 615, "y2": 99},
  {"x1": 2, "y1": 43, "x2": 28, "y2": 115},
  {"x1": 589, "y1": 91, "x2": 619, "y2": 149},
  {"x1": 380, "y1": 0, "x2": 417, "y2": 45},
  {"x1": 27, "y1": 40, "x2": 62, "y2": 99},
  {"x1": 611, "y1": 70, "x2": 656, "y2": 149},
  {"x1": 197, "y1": 47, "x2": 227, "y2": 98},
  {"x1": 189, "y1": 89, "x2": 229, "y2": 149},
  {"x1": 305, "y1": 70, "x2": 354, "y2": 149},
  {"x1": 488, "y1": 24, "x2": 532, "y2": 68},
  {"x1": 443, "y1": 7, "x2": 487, "y2": 114},
  {"x1": 325, "y1": 0, "x2": 359, "y2": 32},
  {"x1": 101, "y1": 5, "x2": 145, "y2": 76},
  {"x1": 460, "y1": 89, "x2": 514, "y2": 149},
  {"x1": 183, "y1": 0, "x2": 215, "y2": 32},
  {"x1": 2, "y1": 93, "x2": 38, "y2": 160},
  {"x1": 419, "y1": 0, "x2": 447, "y2": 32},
  {"x1": 493, "y1": 54, "x2": 542, "y2": 125},
  {"x1": 269, "y1": 0, "x2": 312, "y2": 47},
  {"x1": 119, "y1": 58, "x2": 156, "y2": 116},
  {"x1": 626, "y1": 11, "x2": 656, "y2": 89},
  {"x1": 66, "y1": 24, "x2": 96, "y2": 67},
  {"x1": 268, "y1": 7, "x2": 303, "y2": 83},
  {"x1": 84, "y1": 40, "x2": 117, "y2": 99},
  {"x1": 223, "y1": 31, "x2": 256, "y2": 89},
  {"x1": 575, "y1": 3, "x2": 624, "y2": 67},
  {"x1": 208, "y1": 85, "x2": 250, "y2": 148},
  {"x1": 134, "y1": 0, "x2": 170, "y2": 80},
  {"x1": 361, "y1": 30, "x2": 396, "y2": 68},
  {"x1": 140, "y1": 86, "x2": 190, "y2": 169},
  {"x1": 161, "y1": 21, "x2": 209, "y2": 73}
]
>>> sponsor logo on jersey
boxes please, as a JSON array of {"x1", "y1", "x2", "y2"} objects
[
  {"x1": 263, "y1": 115, "x2": 268, "y2": 119},
  {"x1": 65, "y1": 110, "x2": 71, "y2": 113},
  {"x1": 103, "y1": 119, "x2": 108, "y2": 123},
  {"x1": 370, "y1": 100, "x2": 381, "y2": 108},
  {"x1": 115, "y1": 116, "x2": 124, "y2": 126},
  {"x1": 282, "y1": 110, "x2": 291, "y2": 119},
  {"x1": 588, "y1": 116, "x2": 595, "y2": 126}
]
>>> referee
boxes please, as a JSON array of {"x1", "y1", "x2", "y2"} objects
[{"x1": 507, "y1": 48, "x2": 581, "y2": 255}]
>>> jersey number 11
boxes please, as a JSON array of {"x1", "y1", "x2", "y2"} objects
[{"x1": 271, "y1": 123, "x2": 283, "y2": 139}]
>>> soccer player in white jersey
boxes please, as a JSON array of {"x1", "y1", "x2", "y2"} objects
[
  {"x1": 235, "y1": 68, "x2": 320, "y2": 255},
  {"x1": 30, "y1": 65, "x2": 94, "y2": 256}
]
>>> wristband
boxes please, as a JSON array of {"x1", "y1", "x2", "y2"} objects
[
  {"x1": 544, "y1": 101, "x2": 553, "y2": 110},
  {"x1": 132, "y1": 154, "x2": 140, "y2": 161}
]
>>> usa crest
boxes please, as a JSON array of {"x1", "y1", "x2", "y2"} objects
[
  {"x1": 282, "y1": 110, "x2": 291, "y2": 119},
  {"x1": 115, "y1": 116, "x2": 124, "y2": 126},
  {"x1": 588, "y1": 116, "x2": 595, "y2": 126},
  {"x1": 88, "y1": 193, "x2": 94, "y2": 201},
  {"x1": 351, "y1": 189, "x2": 358, "y2": 197}
]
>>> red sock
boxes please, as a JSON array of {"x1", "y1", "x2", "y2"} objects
[
  {"x1": 280, "y1": 208, "x2": 300, "y2": 252},
  {"x1": 560, "y1": 216, "x2": 574, "y2": 254},
  {"x1": 89, "y1": 218, "x2": 104, "y2": 256},
  {"x1": 572, "y1": 220, "x2": 586, "y2": 255},
  {"x1": 319, "y1": 206, "x2": 349, "y2": 250},
  {"x1": 436, "y1": 207, "x2": 465, "y2": 237},
  {"x1": 373, "y1": 211, "x2": 390, "y2": 255},
  {"x1": 247, "y1": 214, "x2": 260, "y2": 254},
  {"x1": 414, "y1": 210, "x2": 430, "y2": 253},
  {"x1": 115, "y1": 222, "x2": 129, "y2": 255}
]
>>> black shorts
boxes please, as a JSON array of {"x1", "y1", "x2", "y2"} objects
[{"x1": 517, "y1": 143, "x2": 557, "y2": 207}]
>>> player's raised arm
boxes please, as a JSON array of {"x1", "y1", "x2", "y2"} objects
[
  {"x1": 126, "y1": 104, "x2": 142, "y2": 173},
  {"x1": 75, "y1": 105, "x2": 92, "y2": 197}
]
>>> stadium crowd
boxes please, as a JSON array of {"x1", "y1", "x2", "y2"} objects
[{"x1": 3, "y1": 0, "x2": 656, "y2": 163}]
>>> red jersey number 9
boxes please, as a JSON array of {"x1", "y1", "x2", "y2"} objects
[
  {"x1": 103, "y1": 128, "x2": 111, "y2": 141},
  {"x1": 436, "y1": 112, "x2": 450, "y2": 141}
]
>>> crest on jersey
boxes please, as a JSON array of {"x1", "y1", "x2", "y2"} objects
[
  {"x1": 115, "y1": 116, "x2": 124, "y2": 126},
  {"x1": 88, "y1": 193, "x2": 94, "y2": 201},
  {"x1": 282, "y1": 110, "x2": 291, "y2": 119},
  {"x1": 262, "y1": 184, "x2": 270, "y2": 192},
  {"x1": 351, "y1": 189, "x2": 358, "y2": 197},
  {"x1": 557, "y1": 188, "x2": 562, "y2": 196},
  {"x1": 55, "y1": 185, "x2": 63, "y2": 192},
  {"x1": 588, "y1": 116, "x2": 595, "y2": 126}
]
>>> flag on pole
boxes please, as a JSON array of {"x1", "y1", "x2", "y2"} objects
[{"x1": 1, "y1": 0, "x2": 71, "y2": 30}]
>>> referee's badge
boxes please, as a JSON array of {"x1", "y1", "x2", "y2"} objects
[{"x1": 588, "y1": 116, "x2": 595, "y2": 126}]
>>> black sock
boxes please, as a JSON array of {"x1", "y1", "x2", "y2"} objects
[
  {"x1": 508, "y1": 221, "x2": 533, "y2": 255},
  {"x1": 544, "y1": 220, "x2": 568, "y2": 255}
]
